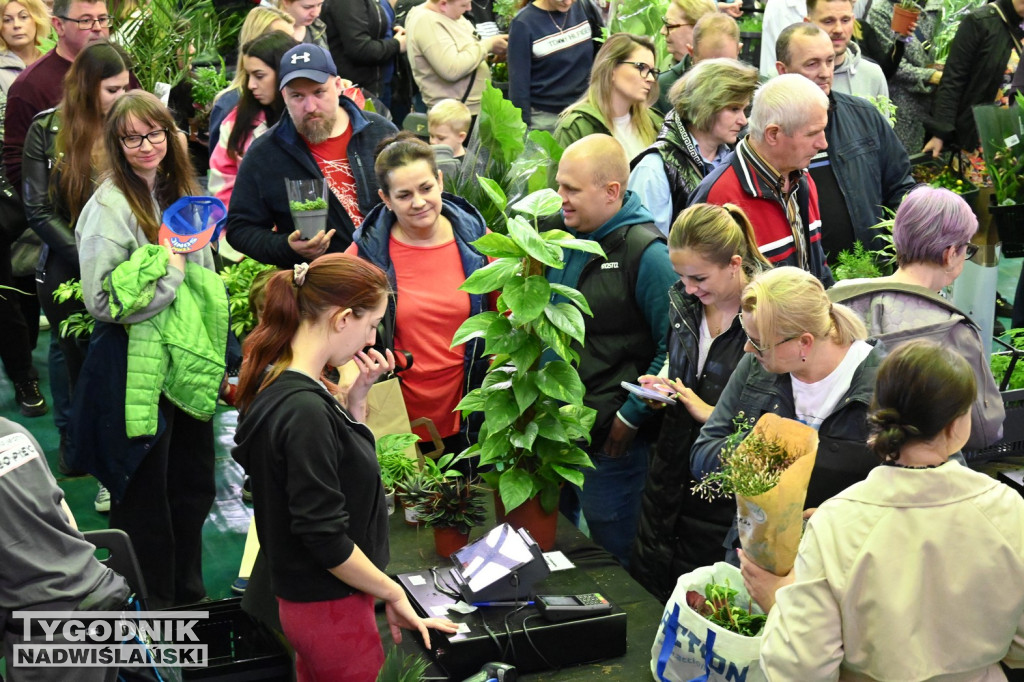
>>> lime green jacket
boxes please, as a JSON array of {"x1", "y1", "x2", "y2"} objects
[{"x1": 105, "y1": 244, "x2": 229, "y2": 437}]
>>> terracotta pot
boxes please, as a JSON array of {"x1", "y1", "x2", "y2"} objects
[
  {"x1": 433, "y1": 526, "x2": 470, "y2": 557},
  {"x1": 890, "y1": 6, "x2": 920, "y2": 35},
  {"x1": 493, "y1": 492, "x2": 558, "y2": 551}
]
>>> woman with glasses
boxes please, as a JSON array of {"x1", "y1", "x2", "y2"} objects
[
  {"x1": 630, "y1": 57, "x2": 758, "y2": 237},
  {"x1": 691, "y1": 266, "x2": 883, "y2": 515},
  {"x1": 654, "y1": 0, "x2": 716, "y2": 115},
  {"x1": 75, "y1": 91, "x2": 227, "y2": 608},
  {"x1": 629, "y1": 203, "x2": 770, "y2": 602},
  {"x1": 758, "y1": 340, "x2": 1024, "y2": 679},
  {"x1": 555, "y1": 33, "x2": 663, "y2": 161},
  {"x1": 829, "y1": 185, "x2": 1004, "y2": 453}
]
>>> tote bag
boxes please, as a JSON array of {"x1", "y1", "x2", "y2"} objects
[{"x1": 651, "y1": 562, "x2": 766, "y2": 682}]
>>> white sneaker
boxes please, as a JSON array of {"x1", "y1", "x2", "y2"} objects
[{"x1": 94, "y1": 484, "x2": 111, "y2": 513}]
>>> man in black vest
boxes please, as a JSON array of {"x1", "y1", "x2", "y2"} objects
[{"x1": 546, "y1": 134, "x2": 677, "y2": 568}]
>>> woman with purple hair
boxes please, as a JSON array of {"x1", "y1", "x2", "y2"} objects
[{"x1": 828, "y1": 185, "x2": 1005, "y2": 452}]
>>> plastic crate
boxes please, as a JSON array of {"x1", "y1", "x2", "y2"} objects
[{"x1": 176, "y1": 598, "x2": 291, "y2": 681}]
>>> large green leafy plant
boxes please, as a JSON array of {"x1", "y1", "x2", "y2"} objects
[
  {"x1": 451, "y1": 83, "x2": 563, "y2": 233},
  {"x1": 451, "y1": 186, "x2": 603, "y2": 514}
]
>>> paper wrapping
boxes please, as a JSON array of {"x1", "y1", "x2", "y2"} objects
[{"x1": 734, "y1": 413, "x2": 819, "y2": 576}]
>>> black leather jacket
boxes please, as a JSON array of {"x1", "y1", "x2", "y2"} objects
[
  {"x1": 925, "y1": 0, "x2": 1023, "y2": 149},
  {"x1": 22, "y1": 107, "x2": 77, "y2": 272}
]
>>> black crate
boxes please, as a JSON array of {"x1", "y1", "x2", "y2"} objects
[{"x1": 175, "y1": 598, "x2": 291, "y2": 681}]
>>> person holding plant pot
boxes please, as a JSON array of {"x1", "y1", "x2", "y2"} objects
[
  {"x1": 348, "y1": 132, "x2": 491, "y2": 460},
  {"x1": 922, "y1": 0, "x2": 1024, "y2": 157},
  {"x1": 232, "y1": 253, "x2": 457, "y2": 681},
  {"x1": 629, "y1": 202, "x2": 771, "y2": 602},
  {"x1": 690, "y1": 266, "x2": 883, "y2": 520},
  {"x1": 758, "y1": 340, "x2": 1024, "y2": 680}
]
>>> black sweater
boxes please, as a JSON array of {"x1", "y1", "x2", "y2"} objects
[{"x1": 232, "y1": 371, "x2": 389, "y2": 602}]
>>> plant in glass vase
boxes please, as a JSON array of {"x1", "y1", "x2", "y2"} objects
[{"x1": 450, "y1": 185, "x2": 603, "y2": 549}]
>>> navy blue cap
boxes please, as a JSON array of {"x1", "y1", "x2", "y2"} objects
[{"x1": 279, "y1": 44, "x2": 338, "y2": 90}]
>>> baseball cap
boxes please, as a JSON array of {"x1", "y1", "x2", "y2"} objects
[
  {"x1": 159, "y1": 196, "x2": 226, "y2": 254},
  {"x1": 279, "y1": 44, "x2": 338, "y2": 90}
]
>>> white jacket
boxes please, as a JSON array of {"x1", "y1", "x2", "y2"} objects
[{"x1": 761, "y1": 461, "x2": 1024, "y2": 681}]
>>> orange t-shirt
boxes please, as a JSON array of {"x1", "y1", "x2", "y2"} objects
[{"x1": 349, "y1": 236, "x2": 470, "y2": 441}]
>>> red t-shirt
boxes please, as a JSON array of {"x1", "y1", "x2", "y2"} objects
[
  {"x1": 307, "y1": 124, "x2": 363, "y2": 227},
  {"x1": 348, "y1": 238, "x2": 470, "y2": 441}
]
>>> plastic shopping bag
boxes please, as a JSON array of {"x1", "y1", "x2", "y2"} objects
[{"x1": 650, "y1": 562, "x2": 766, "y2": 682}]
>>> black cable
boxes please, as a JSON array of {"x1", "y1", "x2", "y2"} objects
[
  {"x1": 430, "y1": 566, "x2": 461, "y2": 600},
  {"x1": 521, "y1": 614, "x2": 558, "y2": 671},
  {"x1": 502, "y1": 603, "x2": 529, "y2": 665}
]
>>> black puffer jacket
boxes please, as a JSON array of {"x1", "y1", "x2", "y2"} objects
[
  {"x1": 323, "y1": 0, "x2": 402, "y2": 98},
  {"x1": 925, "y1": 0, "x2": 1023, "y2": 150},
  {"x1": 630, "y1": 282, "x2": 748, "y2": 602}
]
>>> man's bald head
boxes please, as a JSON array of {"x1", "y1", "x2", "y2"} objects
[
  {"x1": 562, "y1": 134, "x2": 630, "y2": 188},
  {"x1": 556, "y1": 135, "x2": 630, "y2": 233}
]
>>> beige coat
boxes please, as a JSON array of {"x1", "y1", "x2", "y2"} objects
[
  {"x1": 761, "y1": 462, "x2": 1024, "y2": 681},
  {"x1": 406, "y1": 4, "x2": 489, "y2": 113}
]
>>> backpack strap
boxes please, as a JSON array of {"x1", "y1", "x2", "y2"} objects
[{"x1": 827, "y1": 280, "x2": 980, "y2": 328}]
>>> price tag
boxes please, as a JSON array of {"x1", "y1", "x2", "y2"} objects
[{"x1": 1006, "y1": 134, "x2": 1020, "y2": 148}]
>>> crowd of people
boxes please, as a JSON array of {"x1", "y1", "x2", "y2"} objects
[{"x1": 1, "y1": 0, "x2": 1024, "y2": 679}]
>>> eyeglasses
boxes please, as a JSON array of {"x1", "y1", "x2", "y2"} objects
[
  {"x1": 121, "y1": 129, "x2": 168, "y2": 149},
  {"x1": 960, "y1": 243, "x2": 979, "y2": 260},
  {"x1": 619, "y1": 61, "x2": 661, "y2": 79},
  {"x1": 738, "y1": 313, "x2": 800, "y2": 356},
  {"x1": 661, "y1": 17, "x2": 691, "y2": 32},
  {"x1": 57, "y1": 14, "x2": 111, "y2": 29}
]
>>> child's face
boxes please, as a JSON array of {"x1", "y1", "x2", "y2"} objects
[{"x1": 429, "y1": 123, "x2": 467, "y2": 152}]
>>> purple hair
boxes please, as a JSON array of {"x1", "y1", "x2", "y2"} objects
[{"x1": 893, "y1": 185, "x2": 977, "y2": 267}]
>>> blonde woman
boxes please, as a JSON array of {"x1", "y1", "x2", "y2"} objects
[
  {"x1": 0, "y1": 0, "x2": 47, "y2": 93},
  {"x1": 554, "y1": 33, "x2": 663, "y2": 161},
  {"x1": 631, "y1": 203, "x2": 770, "y2": 601},
  {"x1": 691, "y1": 266, "x2": 882, "y2": 511}
]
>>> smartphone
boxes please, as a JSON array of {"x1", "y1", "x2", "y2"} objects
[
  {"x1": 620, "y1": 381, "x2": 676, "y2": 404},
  {"x1": 535, "y1": 593, "x2": 613, "y2": 622}
]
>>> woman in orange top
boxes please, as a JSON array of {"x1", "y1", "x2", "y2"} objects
[{"x1": 348, "y1": 132, "x2": 490, "y2": 457}]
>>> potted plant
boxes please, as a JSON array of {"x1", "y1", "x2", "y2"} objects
[
  {"x1": 219, "y1": 258, "x2": 277, "y2": 339},
  {"x1": 377, "y1": 433, "x2": 421, "y2": 516},
  {"x1": 450, "y1": 83, "x2": 563, "y2": 233},
  {"x1": 450, "y1": 185, "x2": 602, "y2": 550},
  {"x1": 189, "y1": 61, "x2": 228, "y2": 142},
  {"x1": 891, "y1": 0, "x2": 922, "y2": 36},
  {"x1": 974, "y1": 93, "x2": 1024, "y2": 249},
  {"x1": 411, "y1": 454, "x2": 487, "y2": 556}
]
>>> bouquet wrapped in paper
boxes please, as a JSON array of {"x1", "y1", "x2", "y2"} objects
[{"x1": 693, "y1": 413, "x2": 818, "y2": 576}]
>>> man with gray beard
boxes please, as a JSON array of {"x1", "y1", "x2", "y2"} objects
[{"x1": 226, "y1": 44, "x2": 397, "y2": 267}]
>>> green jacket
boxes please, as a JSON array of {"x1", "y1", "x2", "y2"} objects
[
  {"x1": 105, "y1": 244, "x2": 228, "y2": 437},
  {"x1": 553, "y1": 101, "x2": 664, "y2": 151}
]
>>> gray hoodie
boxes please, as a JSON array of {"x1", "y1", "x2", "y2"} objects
[{"x1": 832, "y1": 41, "x2": 889, "y2": 100}]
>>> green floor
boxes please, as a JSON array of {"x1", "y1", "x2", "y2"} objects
[
  {"x1": 2, "y1": 256, "x2": 1023, "y2": 605},
  {"x1": 0, "y1": 328, "x2": 251, "y2": 603}
]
